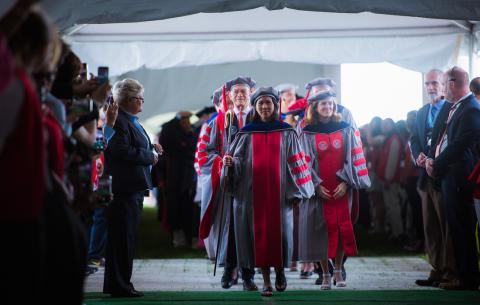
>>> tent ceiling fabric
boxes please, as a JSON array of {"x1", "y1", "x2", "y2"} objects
[
  {"x1": 65, "y1": 7, "x2": 467, "y2": 76},
  {"x1": 69, "y1": 33, "x2": 464, "y2": 77},
  {"x1": 1, "y1": 0, "x2": 473, "y2": 74},
  {"x1": 34, "y1": 0, "x2": 480, "y2": 30},
  {"x1": 68, "y1": 9, "x2": 461, "y2": 40}
]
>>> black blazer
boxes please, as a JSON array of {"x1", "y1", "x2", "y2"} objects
[
  {"x1": 105, "y1": 110, "x2": 154, "y2": 194},
  {"x1": 431, "y1": 94, "x2": 480, "y2": 181},
  {"x1": 410, "y1": 102, "x2": 449, "y2": 188}
]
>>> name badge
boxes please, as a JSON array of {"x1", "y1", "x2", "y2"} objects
[
  {"x1": 439, "y1": 135, "x2": 448, "y2": 154},
  {"x1": 435, "y1": 134, "x2": 448, "y2": 157}
]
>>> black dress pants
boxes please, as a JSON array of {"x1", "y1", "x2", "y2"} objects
[
  {"x1": 103, "y1": 191, "x2": 144, "y2": 294},
  {"x1": 442, "y1": 175, "x2": 480, "y2": 287}
]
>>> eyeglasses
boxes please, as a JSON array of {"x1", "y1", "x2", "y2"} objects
[
  {"x1": 131, "y1": 96, "x2": 145, "y2": 103},
  {"x1": 232, "y1": 89, "x2": 248, "y2": 96}
]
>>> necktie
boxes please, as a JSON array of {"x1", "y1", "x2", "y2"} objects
[
  {"x1": 429, "y1": 106, "x2": 437, "y2": 128},
  {"x1": 446, "y1": 102, "x2": 460, "y2": 124},
  {"x1": 435, "y1": 102, "x2": 459, "y2": 157},
  {"x1": 238, "y1": 112, "x2": 244, "y2": 129}
]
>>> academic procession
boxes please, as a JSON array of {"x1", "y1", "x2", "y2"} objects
[{"x1": 1, "y1": 1, "x2": 480, "y2": 305}]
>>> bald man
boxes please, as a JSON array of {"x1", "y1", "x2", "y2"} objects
[
  {"x1": 470, "y1": 77, "x2": 480, "y2": 100},
  {"x1": 426, "y1": 66, "x2": 480, "y2": 290}
]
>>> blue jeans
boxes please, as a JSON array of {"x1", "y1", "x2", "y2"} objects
[{"x1": 88, "y1": 207, "x2": 107, "y2": 260}]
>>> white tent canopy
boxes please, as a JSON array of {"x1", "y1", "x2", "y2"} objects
[
  {"x1": 2, "y1": 0, "x2": 479, "y2": 123},
  {"x1": 38, "y1": 0, "x2": 480, "y2": 29},
  {"x1": 1, "y1": 1, "x2": 478, "y2": 75},
  {"x1": 66, "y1": 8, "x2": 470, "y2": 77}
]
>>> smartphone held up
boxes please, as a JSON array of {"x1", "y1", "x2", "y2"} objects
[{"x1": 97, "y1": 66, "x2": 109, "y2": 86}]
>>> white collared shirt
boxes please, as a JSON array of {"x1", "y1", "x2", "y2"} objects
[{"x1": 234, "y1": 107, "x2": 248, "y2": 127}]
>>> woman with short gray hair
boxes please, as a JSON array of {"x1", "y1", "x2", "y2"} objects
[
  {"x1": 104, "y1": 77, "x2": 162, "y2": 298},
  {"x1": 112, "y1": 78, "x2": 144, "y2": 105}
]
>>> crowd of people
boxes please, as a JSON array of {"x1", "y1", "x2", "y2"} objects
[
  {"x1": 1, "y1": 2, "x2": 162, "y2": 303},
  {"x1": 2, "y1": 1, "x2": 480, "y2": 304},
  {"x1": 183, "y1": 70, "x2": 480, "y2": 295}
]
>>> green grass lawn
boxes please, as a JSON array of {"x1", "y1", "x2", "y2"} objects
[
  {"x1": 84, "y1": 290, "x2": 480, "y2": 305},
  {"x1": 136, "y1": 207, "x2": 421, "y2": 259},
  {"x1": 136, "y1": 207, "x2": 205, "y2": 258}
]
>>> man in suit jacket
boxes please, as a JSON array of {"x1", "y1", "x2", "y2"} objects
[
  {"x1": 426, "y1": 66, "x2": 480, "y2": 290},
  {"x1": 410, "y1": 69, "x2": 456, "y2": 287},
  {"x1": 103, "y1": 78, "x2": 162, "y2": 297}
]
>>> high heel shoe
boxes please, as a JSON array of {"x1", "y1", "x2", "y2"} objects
[
  {"x1": 333, "y1": 269, "x2": 346, "y2": 287},
  {"x1": 320, "y1": 273, "x2": 332, "y2": 290}
]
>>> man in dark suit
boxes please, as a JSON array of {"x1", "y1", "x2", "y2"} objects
[
  {"x1": 410, "y1": 69, "x2": 456, "y2": 287},
  {"x1": 159, "y1": 111, "x2": 197, "y2": 248},
  {"x1": 426, "y1": 66, "x2": 480, "y2": 290},
  {"x1": 103, "y1": 78, "x2": 162, "y2": 297}
]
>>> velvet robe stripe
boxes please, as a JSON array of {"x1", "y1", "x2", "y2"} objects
[
  {"x1": 229, "y1": 126, "x2": 314, "y2": 269},
  {"x1": 197, "y1": 112, "x2": 230, "y2": 263}
]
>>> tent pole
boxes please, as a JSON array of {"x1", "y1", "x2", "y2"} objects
[{"x1": 469, "y1": 32, "x2": 474, "y2": 77}]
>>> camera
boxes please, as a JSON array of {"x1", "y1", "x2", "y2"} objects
[
  {"x1": 95, "y1": 175, "x2": 113, "y2": 207},
  {"x1": 77, "y1": 161, "x2": 93, "y2": 187},
  {"x1": 93, "y1": 128, "x2": 106, "y2": 153}
]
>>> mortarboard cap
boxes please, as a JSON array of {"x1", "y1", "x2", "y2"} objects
[
  {"x1": 275, "y1": 83, "x2": 298, "y2": 94},
  {"x1": 250, "y1": 86, "x2": 279, "y2": 106},
  {"x1": 226, "y1": 76, "x2": 255, "y2": 91},
  {"x1": 195, "y1": 106, "x2": 216, "y2": 118},
  {"x1": 307, "y1": 89, "x2": 336, "y2": 105},
  {"x1": 211, "y1": 87, "x2": 222, "y2": 105},
  {"x1": 305, "y1": 77, "x2": 337, "y2": 91}
]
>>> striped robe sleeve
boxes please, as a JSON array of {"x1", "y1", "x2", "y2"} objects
[
  {"x1": 285, "y1": 130, "x2": 315, "y2": 200},
  {"x1": 337, "y1": 127, "x2": 371, "y2": 189}
]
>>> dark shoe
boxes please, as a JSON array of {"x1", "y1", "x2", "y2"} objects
[
  {"x1": 299, "y1": 271, "x2": 312, "y2": 279},
  {"x1": 131, "y1": 289, "x2": 144, "y2": 297},
  {"x1": 415, "y1": 278, "x2": 439, "y2": 287},
  {"x1": 243, "y1": 279, "x2": 258, "y2": 291},
  {"x1": 221, "y1": 270, "x2": 233, "y2": 289},
  {"x1": 275, "y1": 270, "x2": 287, "y2": 292},
  {"x1": 85, "y1": 265, "x2": 98, "y2": 276},
  {"x1": 261, "y1": 286, "x2": 273, "y2": 297},
  {"x1": 111, "y1": 289, "x2": 144, "y2": 298}
]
